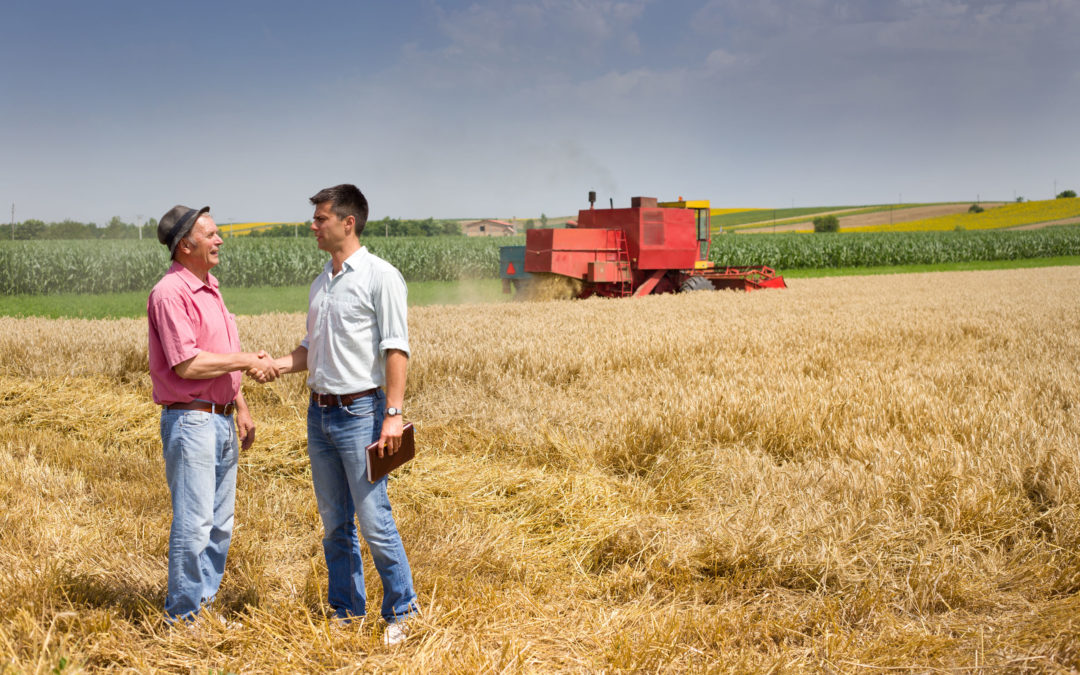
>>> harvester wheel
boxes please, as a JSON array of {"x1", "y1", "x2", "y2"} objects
[{"x1": 679, "y1": 276, "x2": 713, "y2": 292}]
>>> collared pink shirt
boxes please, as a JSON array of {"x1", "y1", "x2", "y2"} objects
[{"x1": 147, "y1": 261, "x2": 242, "y2": 405}]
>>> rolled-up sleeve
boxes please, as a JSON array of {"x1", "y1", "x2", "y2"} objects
[{"x1": 373, "y1": 267, "x2": 410, "y2": 357}]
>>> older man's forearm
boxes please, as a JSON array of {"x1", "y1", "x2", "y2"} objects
[{"x1": 173, "y1": 350, "x2": 270, "y2": 380}]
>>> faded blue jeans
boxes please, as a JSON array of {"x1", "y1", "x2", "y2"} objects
[
  {"x1": 160, "y1": 408, "x2": 238, "y2": 620},
  {"x1": 307, "y1": 390, "x2": 419, "y2": 623}
]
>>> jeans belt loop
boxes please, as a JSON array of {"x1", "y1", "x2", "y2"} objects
[{"x1": 311, "y1": 390, "x2": 377, "y2": 407}]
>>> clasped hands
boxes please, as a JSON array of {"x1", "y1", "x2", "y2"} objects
[{"x1": 246, "y1": 350, "x2": 281, "y2": 383}]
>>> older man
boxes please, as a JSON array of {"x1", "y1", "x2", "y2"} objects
[
  {"x1": 272, "y1": 184, "x2": 419, "y2": 645},
  {"x1": 148, "y1": 204, "x2": 277, "y2": 621}
]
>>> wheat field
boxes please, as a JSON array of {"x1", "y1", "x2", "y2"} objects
[{"x1": 2, "y1": 267, "x2": 1079, "y2": 672}]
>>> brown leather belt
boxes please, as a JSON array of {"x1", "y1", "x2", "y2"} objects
[
  {"x1": 311, "y1": 389, "x2": 378, "y2": 407},
  {"x1": 165, "y1": 400, "x2": 236, "y2": 416}
]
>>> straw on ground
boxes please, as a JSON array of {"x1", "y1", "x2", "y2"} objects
[{"x1": 1, "y1": 267, "x2": 1079, "y2": 671}]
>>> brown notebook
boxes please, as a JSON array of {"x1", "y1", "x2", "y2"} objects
[{"x1": 366, "y1": 422, "x2": 415, "y2": 483}]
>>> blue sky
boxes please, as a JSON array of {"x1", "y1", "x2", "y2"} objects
[{"x1": 2, "y1": 0, "x2": 1077, "y2": 225}]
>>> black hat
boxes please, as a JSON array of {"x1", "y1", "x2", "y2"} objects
[{"x1": 158, "y1": 205, "x2": 210, "y2": 254}]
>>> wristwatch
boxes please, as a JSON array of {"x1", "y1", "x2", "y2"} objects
[{"x1": 385, "y1": 407, "x2": 402, "y2": 417}]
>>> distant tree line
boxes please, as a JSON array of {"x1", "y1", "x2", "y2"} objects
[
  {"x1": 6, "y1": 217, "x2": 157, "y2": 240},
  {"x1": 5, "y1": 215, "x2": 468, "y2": 240},
  {"x1": 366, "y1": 217, "x2": 462, "y2": 237},
  {"x1": 249, "y1": 217, "x2": 462, "y2": 238}
]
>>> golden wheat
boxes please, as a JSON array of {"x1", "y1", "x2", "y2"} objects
[{"x1": 2, "y1": 267, "x2": 1080, "y2": 671}]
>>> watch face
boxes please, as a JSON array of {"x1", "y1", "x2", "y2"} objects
[{"x1": 386, "y1": 407, "x2": 401, "y2": 416}]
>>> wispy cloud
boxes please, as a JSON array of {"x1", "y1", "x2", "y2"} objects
[{"x1": 1, "y1": 0, "x2": 1077, "y2": 222}]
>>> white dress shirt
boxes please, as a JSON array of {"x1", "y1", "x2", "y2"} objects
[{"x1": 301, "y1": 246, "x2": 410, "y2": 394}]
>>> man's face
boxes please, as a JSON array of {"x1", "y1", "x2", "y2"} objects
[
  {"x1": 178, "y1": 215, "x2": 222, "y2": 272},
  {"x1": 311, "y1": 201, "x2": 353, "y2": 253}
]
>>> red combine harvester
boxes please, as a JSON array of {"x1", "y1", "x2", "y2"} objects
[{"x1": 500, "y1": 192, "x2": 786, "y2": 298}]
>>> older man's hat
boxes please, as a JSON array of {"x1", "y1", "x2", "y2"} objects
[{"x1": 158, "y1": 205, "x2": 210, "y2": 254}]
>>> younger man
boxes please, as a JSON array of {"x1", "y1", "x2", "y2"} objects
[{"x1": 272, "y1": 185, "x2": 419, "y2": 645}]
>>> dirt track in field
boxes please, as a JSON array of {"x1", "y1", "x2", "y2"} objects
[
  {"x1": 1011, "y1": 216, "x2": 1080, "y2": 230},
  {"x1": 737, "y1": 203, "x2": 1006, "y2": 233}
]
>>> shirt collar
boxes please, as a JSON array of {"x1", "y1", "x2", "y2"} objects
[
  {"x1": 344, "y1": 245, "x2": 368, "y2": 271},
  {"x1": 325, "y1": 246, "x2": 369, "y2": 276},
  {"x1": 169, "y1": 260, "x2": 219, "y2": 291}
]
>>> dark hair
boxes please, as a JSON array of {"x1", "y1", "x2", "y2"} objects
[{"x1": 309, "y1": 184, "x2": 369, "y2": 236}]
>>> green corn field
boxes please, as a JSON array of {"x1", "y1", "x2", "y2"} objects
[
  {"x1": 0, "y1": 236, "x2": 514, "y2": 295},
  {"x1": 1, "y1": 228, "x2": 1078, "y2": 296},
  {"x1": 709, "y1": 227, "x2": 1080, "y2": 269}
]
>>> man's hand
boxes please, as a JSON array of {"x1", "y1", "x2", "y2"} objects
[
  {"x1": 246, "y1": 350, "x2": 280, "y2": 383},
  {"x1": 271, "y1": 345, "x2": 308, "y2": 377},
  {"x1": 236, "y1": 406, "x2": 256, "y2": 450},
  {"x1": 377, "y1": 414, "x2": 404, "y2": 458}
]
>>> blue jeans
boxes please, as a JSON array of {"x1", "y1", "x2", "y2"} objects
[
  {"x1": 160, "y1": 409, "x2": 238, "y2": 620},
  {"x1": 307, "y1": 390, "x2": 418, "y2": 622}
]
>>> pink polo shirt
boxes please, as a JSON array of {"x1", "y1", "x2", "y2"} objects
[{"x1": 147, "y1": 261, "x2": 242, "y2": 406}]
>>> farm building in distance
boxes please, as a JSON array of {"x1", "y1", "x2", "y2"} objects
[{"x1": 462, "y1": 219, "x2": 516, "y2": 236}]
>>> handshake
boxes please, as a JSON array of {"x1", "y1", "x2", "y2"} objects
[{"x1": 246, "y1": 350, "x2": 283, "y2": 384}]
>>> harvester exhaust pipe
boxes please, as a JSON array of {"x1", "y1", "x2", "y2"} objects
[{"x1": 588, "y1": 191, "x2": 596, "y2": 210}]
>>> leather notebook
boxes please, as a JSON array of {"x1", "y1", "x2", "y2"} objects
[{"x1": 366, "y1": 422, "x2": 415, "y2": 483}]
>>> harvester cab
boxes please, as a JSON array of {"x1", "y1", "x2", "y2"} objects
[
  {"x1": 500, "y1": 193, "x2": 786, "y2": 299},
  {"x1": 656, "y1": 198, "x2": 713, "y2": 264}
]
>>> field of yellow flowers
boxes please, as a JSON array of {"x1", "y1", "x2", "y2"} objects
[
  {"x1": 848, "y1": 198, "x2": 1080, "y2": 232},
  {"x1": 2, "y1": 267, "x2": 1079, "y2": 671},
  {"x1": 217, "y1": 221, "x2": 296, "y2": 236}
]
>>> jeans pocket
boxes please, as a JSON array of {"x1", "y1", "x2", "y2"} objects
[
  {"x1": 342, "y1": 398, "x2": 376, "y2": 418},
  {"x1": 178, "y1": 411, "x2": 212, "y2": 428}
]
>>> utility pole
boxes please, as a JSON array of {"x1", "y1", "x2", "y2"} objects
[
  {"x1": 10, "y1": 203, "x2": 13, "y2": 240},
  {"x1": 137, "y1": 214, "x2": 143, "y2": 240}
]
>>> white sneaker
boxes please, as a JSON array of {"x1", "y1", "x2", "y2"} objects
[{"x1": 383, "y1": 622, "x2": 410, "y2": 646}]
